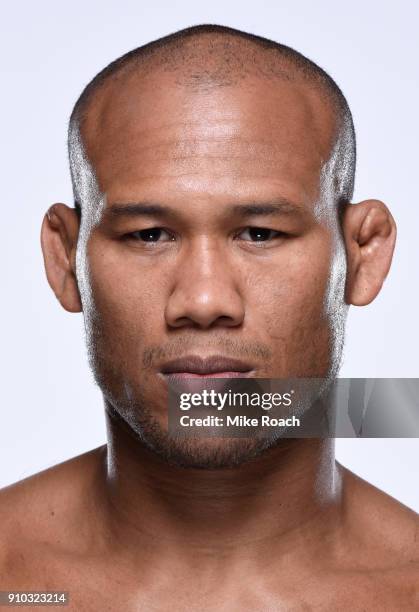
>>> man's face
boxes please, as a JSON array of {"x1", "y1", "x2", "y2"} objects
[{"x1": 76, "y1": 71, "x2": 347, "y2": 464}]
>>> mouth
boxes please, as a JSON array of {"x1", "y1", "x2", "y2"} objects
[{"x1": 159, "y1": 355, "x2": 255, "y2": 380}]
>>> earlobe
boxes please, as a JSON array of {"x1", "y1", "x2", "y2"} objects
[
  {"x1": 343, "y1": 199, "x2": 397, "y2": 306},
  {"x1": 41, "y1": 203, "x2": 82, "y2": 313}
]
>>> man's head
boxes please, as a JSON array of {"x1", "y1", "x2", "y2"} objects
[{"x1": 41, "y1": 25, "x2": 396, "y2": 467}]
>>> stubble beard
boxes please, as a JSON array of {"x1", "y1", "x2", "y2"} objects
[{"x1": 87, "y1": 330, "x2": 345, "y2": 471}]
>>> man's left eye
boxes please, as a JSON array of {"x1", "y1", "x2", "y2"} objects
[
  {"x1": 127, "y1": 228, "x2": 174, "y2": 242},
  {"x1": 237, "y1": 227, "x2": 284, "y2": 242}
]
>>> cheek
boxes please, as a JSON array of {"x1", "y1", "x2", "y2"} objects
[
  {"x1": 251, "y1": 271, "x2": 330, "y2": 340},
  {"x1": 85, "y1": 243, "x2": 169, "y2": 350},
  {"x1": 249, "y1": 238, "x2": 331, "y2": 320},
  {"x1": 244, "y1": 236, "x2": 333, "y2": 373}
]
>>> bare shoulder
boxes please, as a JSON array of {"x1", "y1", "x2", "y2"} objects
[
  {"x1": 313, "y1": 464, "x2": 419, "y2": 609},
  {"x1": 0, "y1": 446, "x2": 106, "y2": 578},
  {"x1": 0, "y1": 445, "x2": 106, "y2": 521},
  {"x1": 338, "y1": 463, "x2": 419, "y2": 569}
]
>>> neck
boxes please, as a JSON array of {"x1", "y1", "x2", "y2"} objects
[{"x1": 98, "y1": 404, "x2": 343, "y2": 565}]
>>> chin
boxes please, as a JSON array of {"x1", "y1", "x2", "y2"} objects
[{"x1": 139, "y1": 432, "x2": 281, "y2": 469}]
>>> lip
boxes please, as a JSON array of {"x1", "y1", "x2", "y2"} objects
[{"x1": 160, "y1": 355, "x2": 255, "y2": 378}]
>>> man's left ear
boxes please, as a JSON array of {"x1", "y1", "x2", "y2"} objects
[{"x1": 342, "y1": 199, "x2": 397, "y2": 306}]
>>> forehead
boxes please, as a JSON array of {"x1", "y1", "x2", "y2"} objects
[{"x1": 81, "y1": 71, "x2": 338, "y2": 207}]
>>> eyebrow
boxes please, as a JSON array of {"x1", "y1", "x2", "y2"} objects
[
  {"x1": 230, "y1": 201, "x2": 305, "y2": 217},
  {"x1": 104, "y1": 199, "x2": 306, "y2": 219},
  {"x1": 105, "y1": 203, "x2": 170, "y2": 218}
]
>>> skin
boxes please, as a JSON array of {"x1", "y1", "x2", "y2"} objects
[{"x1": 0, "y1": 60, "x2": 417, "y2": 611}]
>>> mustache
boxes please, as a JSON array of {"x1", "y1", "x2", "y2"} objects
[{"x1": 142, "y1": 336, "x2": 273, "y2": 369}]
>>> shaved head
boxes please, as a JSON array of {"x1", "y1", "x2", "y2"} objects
[
  {"x1": 39, "y1": 23, "x2": 400, "y2": 471},
  {"x1": 68, "y1": 24, "x2": 356, "y2": 219},
  {"x1": 42, "y1": 24, "x2": 397, "y2": 471},
  {"x1": 64, "y1": 24, "x2": 359, "y2": 466}
]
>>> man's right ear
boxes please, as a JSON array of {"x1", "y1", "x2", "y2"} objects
[{"x1": 40, "y1": 203, "x2": 82, "y2": 313}]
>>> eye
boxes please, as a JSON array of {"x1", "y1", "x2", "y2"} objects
[
  {"x1": 126, "y1": 228, "x2": 175, "y2": 243},
  {"x1": 237, "y1": 227, "x2": 285, "y2": 242}
]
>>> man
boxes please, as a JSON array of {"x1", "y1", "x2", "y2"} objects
[{"x1": 0, "y1": 24, "x2": 417, "y2": 611}]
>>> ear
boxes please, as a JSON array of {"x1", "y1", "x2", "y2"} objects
[
  {"x1": 342, "y1": 199, "x2": 396, "y2": 306},
  {"x1": 40, "y1": 203, "x2": 82, "y2": 313}
]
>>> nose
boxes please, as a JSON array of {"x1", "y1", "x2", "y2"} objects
[{"x1": 165, "y1": 239, "x2": 245, "y2": 330}]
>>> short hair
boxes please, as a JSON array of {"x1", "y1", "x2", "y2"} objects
[{"x1": 68, "y1": 24, "x2": 356, "y2": 218}]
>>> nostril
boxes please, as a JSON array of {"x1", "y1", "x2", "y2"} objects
[
  {"x1": 165, "y1": 277, "x2": 245, "y2": 330},
  {"x1": 217, "y1": 315, "x2": 243, "y2": 328}
]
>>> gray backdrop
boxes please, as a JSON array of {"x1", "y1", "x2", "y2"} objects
[{"x1": 1, "y1": 0, "x2": 417, "y2": 511}]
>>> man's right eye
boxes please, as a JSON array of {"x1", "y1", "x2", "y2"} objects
[{"x1": 125, "y1": 228, "x2": 175, "y2": 243}]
